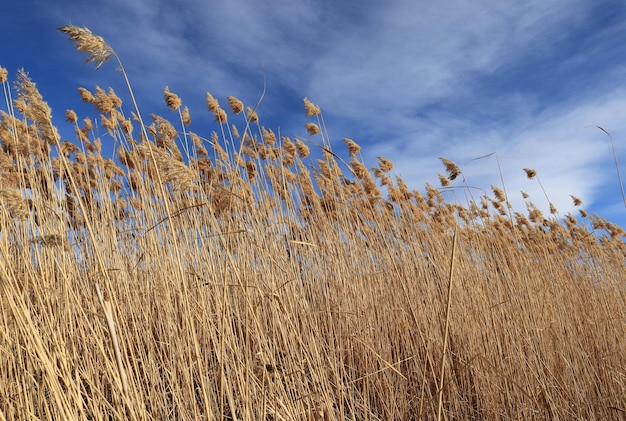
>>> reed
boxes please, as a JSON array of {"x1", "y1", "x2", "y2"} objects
[{"x1": 0, "y1": 26, "x2": 624, "y2": 420}]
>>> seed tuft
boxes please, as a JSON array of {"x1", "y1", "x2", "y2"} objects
[{"x1": 59, "y1": 25, "x2": 115, "y2": 69}]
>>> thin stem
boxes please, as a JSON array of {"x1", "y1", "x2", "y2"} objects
[
  {"x1": 597, "y1": 126, "x2": 626, "y2": 208},
  {"x1": 437, "y1": 226, "x2": 458, "y2": 421}
]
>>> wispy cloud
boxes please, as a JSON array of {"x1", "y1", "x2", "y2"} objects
[
  {"x1": 297, "y1": 0, "x2": 626, "y2": 217},
  {"x1": 370, "y1": 87, "x2": 626, "y2": 217},
  {"x1": 14, "y1": 0, "x2": 626, "y2": 223}
]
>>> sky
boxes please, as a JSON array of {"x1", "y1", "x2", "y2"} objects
[{"x1": 2, "y1": 0, "x2": 626, "y2": 228}]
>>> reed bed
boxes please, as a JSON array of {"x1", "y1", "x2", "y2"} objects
[{"x1": 0, "y1": 26, "x2": 624, "y2": 420}]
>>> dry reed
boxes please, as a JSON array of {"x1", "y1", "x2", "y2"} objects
[{"x1": 0, "y1": 25, "x2": 624, "y2": 421}]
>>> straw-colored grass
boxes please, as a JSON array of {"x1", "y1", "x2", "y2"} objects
[{"x1": 0, "y1": 26, "x2": 624, "y2": 420}]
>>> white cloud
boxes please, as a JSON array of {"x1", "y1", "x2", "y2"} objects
[
  {"x1": 307, "y1": 0, "x2": 588, "y2": 116},
  {"x1": 384, "y1": 88, "x2": 626, "y2": 217},
  {"x1": 46, "y1": 0, "x2": 626, "y2": 223}
]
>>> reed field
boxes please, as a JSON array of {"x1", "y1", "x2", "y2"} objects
[{"x1": 1, "y1": 26, "x2": 625, "y2": 420}]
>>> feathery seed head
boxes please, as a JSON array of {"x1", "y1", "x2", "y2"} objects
[
  {"x1": 100, "y1": 114, "x2": 118, "y2": 133},
  {"x1": 523, "y1": 168, "x2": 537, "y2": 180},
  {"x1": 213, "y1": 140, "x2": 229, "y2": 162},
  {"x1": 295, "y1": 139, "x2": 310, "y2": 158},
  {"x1": 396, "y1": 176, "x2": 409, "y2": 195},
  {"x1": 0, "y1": 67, "x2": 8, "y2": 83},
  {"x1": 570, "y1": 195, "x2": 582, "y2": 206},
  {"x1": 247, "y1": 106, "x2": 259, "y2": 123},
  {"x1": 163, "y1": 86, "x2": 182, "y2": 111},
  {"x1": 282, "y1": 136, "x2": 297, "y2": 159},
  {"x1": 82, "y1": 117, "x2": 93, "y2": 131},
  {"x1": 59, "y1": 25, "x2": 115, "y2": 70},
  {"x1": 231, "y1": 124, "x2": 240, "y2": 139},
  {"x1": 491, "y1": 185, "x2": 506, "y2": 202},
  {"x1": 206, "y1": 92, "x2": 219, "y2": 111},
  {"x1": 60, "y1": 141, "x2": 79, "y2": 157},
  {"x1": 120, "y1": 115, "x2": 133, "y2": 134},
  {"x1": 190, "y1": 132, "x2": 202, "y2": 147},
  {"x1": 363, "y1": 178, "x2": 381, "y2": 198},
  {"x1": 591, "y1": 217, "x2": 607, "y2": 230},
  {"x1": 342, "y1": 138, "x2": 361, "y2": 157},
  {"x1": 377, "y1": 156, "x2": 393, "y2": 172},
  {"x1": 241, "y1": 145, "x2": 258, "y2": 159},
  {"x1": 15, "y1": 70, "x2": 59, "y2": 144},
  {"x1": 565, "y1": 213, "x2": 577, "y2": 227},
  {"x1": 0, "y1": 188, "x2": 30, "y2": 219},
  {"x1": 303, "y1": 97, "x2": 321, "y2": 117},
  {"x1": 93, "y1": 86, "x2": 114, "y2": 114},
  {"x1": 371, "y1": 167, "x2": 384, "y2": 179},
  {"x1": 439, "y1": 157, "x2": 461, "y2": 180},
  {"x1": 181, "y1": 106, "x2": 191, "y2": 125},
  {"x1": 262, "y1": 127, "x2": 276, "y2": 146},
  {"x1": 13, "y1": 98, "x2": 29, "y2": 116},
  {"x1": 350, "y1": 159, "x2": 368, "y2": 180},
  {"x1": 305, "y1": 123, "x2": 320, "y2": 136},
  {"x1": 206, "y1": 92, "x2": 227, "y2": 122},
  {"x1": 227, "y1": 96, "x2": 244, "y2": 114},
  {"x1": 549, "y1": 203, "x2": 558, "y2": 215},
  {"x1": 107, "y1": 88, "x2": 122, "y2": 108},
  {"x1": 196, "y1": 144, "x2": 208, "y2": 157},
  {"x1": 245, "y1": 161, "x2": 257, "y2": 181},
  {"x1": 235, "y1": 154, "x2": 246, "y2": 168},
  {"x1": 527, "y1": 204, "x2": 543, "y2": 224},
  {"x1": 425, "y1": 183, "x2": 442, "y2": 204},
  {"x1": 65, "y1": 109, "x2": 78, "y2": 124},
  {"x1": 150, "y1": 114, "x2": 179, "y2": 149},
  {"x1": 214, "y1": 108, "x2": 228, "y2": 123},
  {"x1": 77, "y1": 87, "x2": 94, "y2": 103}
]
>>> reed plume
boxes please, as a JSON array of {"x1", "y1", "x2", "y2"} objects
[
  {"x1": 303, "y1": 97, "x2": 321, "y2": 117},
  {"x1": 59, "y1": 25, "x2": 115, "y2": 69},
  {"x1": 163, "y1": 86, "x2": 182, "y2": 111},
  {"x1": 0, "y1": 24, "x2": 622, "y2": 421},
  {"x1": 440, "y1": 157, "x2": 461, "y2": 180}
]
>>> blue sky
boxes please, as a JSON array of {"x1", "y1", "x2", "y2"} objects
[{"x1": 2, "y1": 0, "x2": 626, "y2": 227}]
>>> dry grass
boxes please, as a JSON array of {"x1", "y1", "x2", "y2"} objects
[{"x1": 0, "y1": 26, "x2": 625, "y2": 420}]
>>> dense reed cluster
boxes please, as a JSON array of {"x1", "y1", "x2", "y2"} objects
[{"x1": 0, "y1": 26, "x2": 625, "y2": 420}]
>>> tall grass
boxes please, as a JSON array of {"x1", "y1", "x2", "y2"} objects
[{"x1": 0, "y1": 26, "x2": 625, "y2": 420}]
